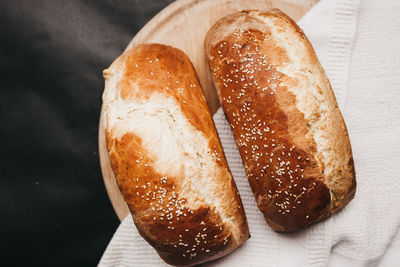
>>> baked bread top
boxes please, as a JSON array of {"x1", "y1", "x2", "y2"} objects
[
  {"x1": 205, "y1": 10, "x2": 356, "y2": 231},
  {"x1": 103, "y1": 43, "x2": 249, "y2": 265}
]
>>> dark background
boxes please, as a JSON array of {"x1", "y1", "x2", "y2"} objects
[{"x1": 0, "y1": 0, "x2": 174, "y2": 265}]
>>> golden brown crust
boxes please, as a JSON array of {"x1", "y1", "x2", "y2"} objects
[
  {"x1": 205, "y1": 9, "x2": 356, "y2": 231},
  {"x1": 103, "y1": 44, "x2": 249, "y2": 265}
]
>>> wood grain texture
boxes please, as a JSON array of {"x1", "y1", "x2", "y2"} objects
[{"x1": 99, "y1": 0, "x2": 319, "y2": 221}]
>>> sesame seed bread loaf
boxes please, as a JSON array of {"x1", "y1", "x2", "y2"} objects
[
  {"x1": 102, "y1": 44, "x2": 249, "y2": 266},
  {"x1": 205, "y1": 9, "x2": 356, "y2": 232}
]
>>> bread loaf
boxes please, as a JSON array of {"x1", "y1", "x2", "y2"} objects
[
  {"x1": 102, "y1": 44, "x2": 249, "y2": 265},
  {"x1": 205, "y1": 9, "x2": 356, "y2": 231}
]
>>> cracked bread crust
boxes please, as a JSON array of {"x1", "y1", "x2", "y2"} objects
[
  {"x1": 205, "y1": 9, "x2": 356, "y2": 231},
  {"x1": 103, "y1": 44, "x2": 249, "y2": 265}
]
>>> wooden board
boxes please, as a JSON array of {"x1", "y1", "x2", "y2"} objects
[{"x1": 99, "y1": 0, "x2": 319, "y2": 221}]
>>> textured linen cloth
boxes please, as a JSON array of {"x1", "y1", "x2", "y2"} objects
[{"x1": 99, "y1": 0, "x2": 400, "y2": 266}]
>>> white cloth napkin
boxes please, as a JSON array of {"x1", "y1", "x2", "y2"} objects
[{"x1": 99, "y1": 0, "x2": 400, "y2": 266}]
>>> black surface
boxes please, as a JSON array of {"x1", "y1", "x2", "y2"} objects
[{"x1": 0, "y1": 0, "x2": 174, "y2": 265}]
